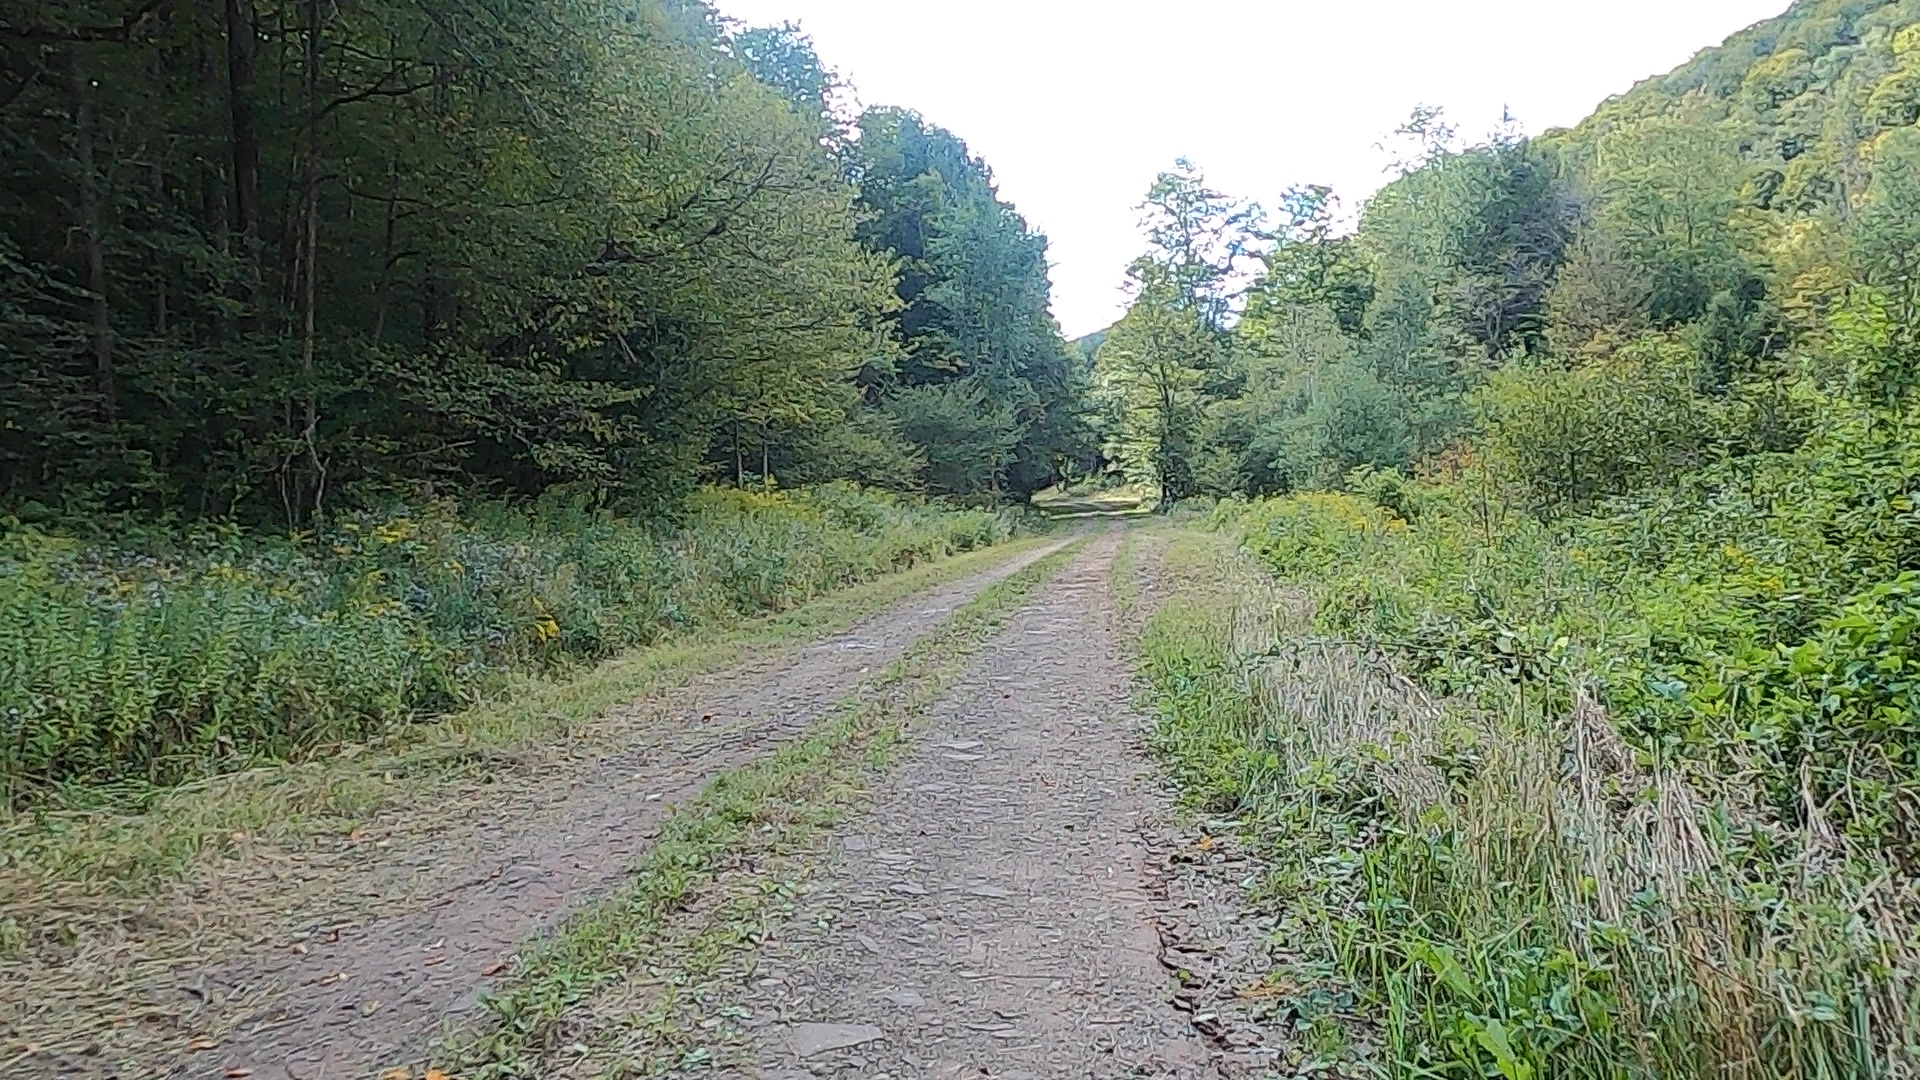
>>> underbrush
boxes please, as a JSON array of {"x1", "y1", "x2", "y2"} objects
[
  {"x1": 1141, "y1": 406, "x2": 1920, "y2": 1078},
  {"x1": 1146, "y1": 535, "x2": 1920, "y2": 1079},
  {"x1": 0, "y1": 484, "x2": 1016, "y2": 798},
  {"x1": 1222, "y1": 391, "x2": 1920, "y2": 861}
]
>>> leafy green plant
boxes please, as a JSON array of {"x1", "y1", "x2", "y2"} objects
[{"x1": 0, "y1": 486, "x2": 1016, "y2": 799}]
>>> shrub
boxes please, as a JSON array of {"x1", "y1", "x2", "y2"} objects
[{"x1": 0, "y1": 486, "x2": 1016, "y2": 798}]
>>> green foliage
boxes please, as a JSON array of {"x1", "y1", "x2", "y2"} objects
[
  {"x1": 1093, "y1": 272, "x2": 1217, "y2": 505},
  {"x1": 0, "y1": 0, "x2": 923, "y2": 520},
  {"x1": 0, "y1": 486, "x2": 1014, "y2": 797},
  {"x1": 1168, "y1": 484, "x2": 1920, "y2": 1078},
  {"x1": 847, "y1": 109, "x2": 1089, "y2": 498},
  {"x1": 1474, "y1": 332, "x2": 1721, "y2": 512},
  {"x1": 1111, "y1": 5, "x2": 1920, "y2": 1077}
]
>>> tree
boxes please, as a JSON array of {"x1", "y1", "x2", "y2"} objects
[
  {"x1": 1133, "y1": 159, "x2": 1267, "y2": 333},
  {"x1": 1095, "y1": 269, "x2": 1216, "y2": 507},
  {"x1": 0, "y1": 0, "x2": 908, "y2": 519},
  {"x1": 847, "y1": 108, "x2": 1084, "y2": 498}
]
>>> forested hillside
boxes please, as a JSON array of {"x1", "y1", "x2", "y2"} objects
[
  {"x1": 0, "y1": 0, "x2": 1082, "y2": 518},
  {"x1": 0, "y1": 0, "x2": 1082, "y2": 796},
  {"x1": 1111, "y1": 1, "x2": 1920, "y2": 1076}
]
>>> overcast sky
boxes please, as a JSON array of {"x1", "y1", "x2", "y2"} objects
[{"x1": 711, "y1": 0, "x2": 1790, "y2": 338}]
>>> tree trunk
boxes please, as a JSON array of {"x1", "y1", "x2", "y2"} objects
[
  {"x1": 297, "y1": 0, "x2": 325, "y2": 518},
  {"x1": 370, "y1": 160, "x2": 399, "y2": 344},
  {"x1": 224, "y1": 0, "x2": 260, "y2": 264},
  {"x1": 151, "y1": 163, "x2": 169, "y2": 336},
  {"x1": 68, "y1": 53, "x2": 116, "y2": 419}
]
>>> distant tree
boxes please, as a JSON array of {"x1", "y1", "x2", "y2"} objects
[
  {"x1": 847, "y1": 108, "x2": 1085, "y2": 498},
  {"x1": 1095, "y1": 268, "x2": 1216, "y2": 507}
]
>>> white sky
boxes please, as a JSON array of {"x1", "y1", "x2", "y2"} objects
[{"x1": 712, "y1": 0, "x2": 1792, "y2": 338}]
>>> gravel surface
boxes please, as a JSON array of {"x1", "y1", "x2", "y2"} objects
[
  {"x1": 660, "y1": 529, "x2": 1288, "y2": 1079},
  {"x1": 125, "y1": 542, "x2": 1069, "y2": 1080}
]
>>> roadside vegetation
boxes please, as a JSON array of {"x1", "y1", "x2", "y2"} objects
[
  {"x1": 3, "y1": 485, "x2": 1016, "y2": 802},
  {"x1": 2, "y1": 0, "x2": 1090, "y2": 804},
  {"x1": 1112, "y1": 2, "x2": 1920, "y2": 1076}
]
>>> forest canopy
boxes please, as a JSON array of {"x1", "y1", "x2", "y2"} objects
[
  {"x1": 1094, "y1": 0, "x2": 1920, "y2": 509},
  {"x1": 0, "y1": 0, "x2": 1085, "y2": 524}
]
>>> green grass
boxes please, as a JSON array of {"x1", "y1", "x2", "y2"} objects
[
  {"x1": 0, "y1": 535, "x2": 1053, "y2": 947},
  {"x1": 1138, "y1": 526, "x2": 1920, "y2": 1080},
  {"x1": 0, "y1": 484, "x2": 1019, "y2": 800},
  {"x1": 449, "y1": 540, "x2": 1084, "y2": 1078},
  {"x1": 1030, "y1": 483, "x2": 1157, "y2": 520}
]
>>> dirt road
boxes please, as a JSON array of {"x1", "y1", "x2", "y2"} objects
[
  {"x1": 665, "y1": 528, "x2": 1223, "y2": 1078},
  {"x1": 24, "y1": 526, "x2": 1282, "y2": 1079}
]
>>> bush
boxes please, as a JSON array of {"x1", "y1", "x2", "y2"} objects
[{"x1": 0, "y1": 486, "x2": 1016, "y2": 797}]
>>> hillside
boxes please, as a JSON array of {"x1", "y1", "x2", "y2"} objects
[{"x1": 1098, "y1": 0, "x2": 1920, "y2": 1076}]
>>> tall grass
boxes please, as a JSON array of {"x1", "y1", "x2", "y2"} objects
[
  {"x1": 1144, "y1": 531, "x2": 1920, "y2": 1080},
  {"x1": 0, "y1": 484, "x2": 1017, "y2": 799}
]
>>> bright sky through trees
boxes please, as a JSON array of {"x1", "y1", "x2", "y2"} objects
[{"x1": 712, "y1": 0, "x2": 1792, "y2": 337}]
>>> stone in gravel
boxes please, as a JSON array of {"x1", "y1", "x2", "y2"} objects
[
  {"x1": 965, "y1": 884, "x2": 1010, "y2": 899},
  {"x1": 889, "y1": 881, "x2": 927, "y2": 896},
  {"x1": 790, "y1": 1022, "x2": 884, "y2": 1057},
  {"x1": 880, "y1": 988, "x2": 926, "y2": 1008},
  {"x1": 940, "y1": 740, "x2": 984, "y2": 751},
  {"x1": 941, "y1": 753, "x2": 985, "y2": 762}
]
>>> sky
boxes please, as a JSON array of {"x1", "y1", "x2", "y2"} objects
[{"x1": 711, "y1": 0, "x2": 1793, "y2": 338}]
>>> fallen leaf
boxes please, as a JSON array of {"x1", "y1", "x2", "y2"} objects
[
  {"x1": 425, "y1": 1070, "x2": 453, "y2": 1080},
  {"x1": 1234, "y1": 981, "x2": 1291, "y2": 1000},
  {"x1": 423, "y1": 955, "x2": 446, "y2": 967},
  {"x1": 318, "y1": 971, "x2": 349, "y2": 986},
  {"x1": 481, "y1": 961, "x2": 507, "y2": 976},
  {"x1": 224, "y1": 1069, "x2": 254, "y2": 1078},
  {"x1": 1195, "y1": 835, "x2": 1216, "y2": 852},
  {"x1": 347, "y1": 828, "x2": 369, "y2": 842},
  {"x1": 186, "y1": 1038, "x2": 220, "y2": 1052},
  {"x1": 378, "y1": 1069, "x2": 412, "y2": 1080}
]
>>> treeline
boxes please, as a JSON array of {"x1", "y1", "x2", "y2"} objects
[
  {"x1": 1097, "y1": 0, "x2": 1920, "y2": 507},
  {"x1": 0, "y1": 0, "x2": 1086, "y2": 524}
]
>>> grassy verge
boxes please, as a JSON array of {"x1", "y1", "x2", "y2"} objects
[
  {"x1": 3, "y1": 484, "x2": 1020, "y2": 800},
  {"x1": 1140, "y1": 526, "x2": 1919, "y2": 1080},
  {"x1": 0, "y1": 535, "x2": 1055, "y2": 966},
  {"x1": 451, "y1": 540, "x2": 1084, "y2": 1078}
]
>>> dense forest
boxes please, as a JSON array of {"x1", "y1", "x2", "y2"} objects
[
  {"x1": 1110, "y1": 0, "x2": 1920, "y2": 1076},
  {"x1": 1098, "y1": 0, "x2": 1920, "y2": 509},
  {"x1": 0, "y1": 0, "x2": 1085, "y2": 519},
  {"x1": 0, "y1": 0, "x2": 1085, "y2": 794}
]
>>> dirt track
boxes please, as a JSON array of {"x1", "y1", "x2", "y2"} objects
[
  {"x1": 174, "y1": 540, "x2": 1073, "y2": 1080},
  {"x1": 23, "y1": 527, "x2": 1287, "y2": 1079}
]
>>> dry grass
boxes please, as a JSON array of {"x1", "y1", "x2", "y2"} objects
[{"x1": 1142, "y1": 528, "x2": 1920, "y2": 1079}]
